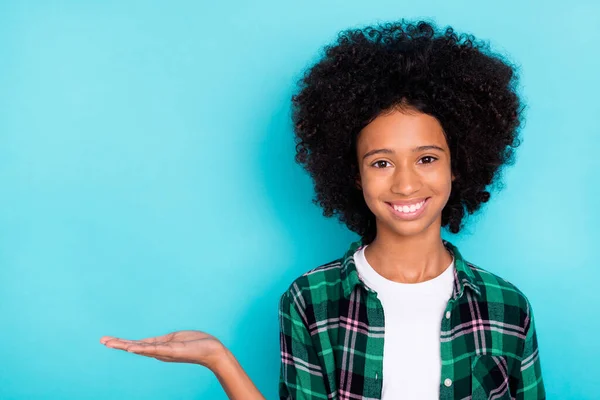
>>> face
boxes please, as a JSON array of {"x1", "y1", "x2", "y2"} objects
[{"x1": 355, "y1": 107, "x2": 455, "y2": 239}]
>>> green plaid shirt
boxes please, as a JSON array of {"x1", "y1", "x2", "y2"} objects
[{"x1": 278, "y1": 239, "x2": 545, "y2": 399}]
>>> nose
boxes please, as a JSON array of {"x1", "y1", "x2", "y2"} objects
[{"x1": 390, "y1": 165, "x2": 422, "y2": 195}]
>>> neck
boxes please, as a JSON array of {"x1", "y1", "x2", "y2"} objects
[{"x1": 363, "y1": 227, "x2": 453, "y2": 284}]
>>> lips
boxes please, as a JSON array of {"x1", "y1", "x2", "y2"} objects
[
  {"x1": 385, "y1": 197, "x2": 430, "y2": 220},
  {"x1": 387, "y1": 197, "x2": 429, "y2": 207}
]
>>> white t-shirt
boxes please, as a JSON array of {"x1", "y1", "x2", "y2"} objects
[{"x1": 353, "y1": 245, "x2": 455, "y2": 399}]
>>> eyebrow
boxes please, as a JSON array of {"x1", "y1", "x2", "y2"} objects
[{"x1": 362, "y1": 145, "x2": 446, "y2": 160}]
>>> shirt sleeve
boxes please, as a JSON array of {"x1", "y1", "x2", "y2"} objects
[
  {"x1": 515, "y1": 300, "x2": 546, "y2": 399},
  {"x1": 278, "y1": 290, "x2": 330, "y2": 400}
]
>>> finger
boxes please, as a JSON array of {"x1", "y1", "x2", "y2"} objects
[
  {"x1": 104, "y1": 339, "x2": 145, "y2": 350},
  {"x1": 100, "y1": 334, "x2": 161, "y2": 345},
  {"x1": 125, "y1": 343, "x2": 176, "y2": 358},
  {"x1": 102, "y1": 332, "x2": 178, "y2": 345},
  {"x1": 109, "y1": 334, "x2": 172, "y2": 345},
  {"x1": 102, "y1": 337, "x2": 141, "y2": 345},
  {"x1": 137, "y1": 332, "x2": 177, "y2": 344},
  {"x1": 100, "y1": 336, "x2": 119, "y2": 345}
]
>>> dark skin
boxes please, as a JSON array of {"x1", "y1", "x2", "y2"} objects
[
  {"x1": 99, "y1": 106, "x2": 455, "y2": 399},
  {"x1": 356, "y1": 106, "x2": 456, "y2": 283}
]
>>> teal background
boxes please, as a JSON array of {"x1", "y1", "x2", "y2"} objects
[{"x1": 0, "y1": 1, "x2": 598, "y2": 398}]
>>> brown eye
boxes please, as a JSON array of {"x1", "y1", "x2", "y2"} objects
[
  {"x1": 419, "y1": 156, "x2": 438, "y2": 164},
  {"x1": 372, "y1": 160, "x2": 390, "y2": 168}
]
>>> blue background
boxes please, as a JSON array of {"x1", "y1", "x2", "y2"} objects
[{"x1": 1, "y1": 1, "x2": 598, "y2": 398}]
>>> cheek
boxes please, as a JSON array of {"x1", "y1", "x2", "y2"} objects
[
  {"x1": 434, "y1": 176, "x2": 454, "y2": 201},
  {"x1": 361, "y1": 185, "x2": 378, "y2": 205},
  {"x1": 428, "y1": 168, "x2": 452, "y2": 189},
  {"x1": 440, "y1": 176, "x2": 453, "y2": 191},
  {"x1": 360, "y1": 174, "x2": 388, "y2": 199}
]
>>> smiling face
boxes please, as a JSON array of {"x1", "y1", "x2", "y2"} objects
[{"x1": 355, "y1": 107, "x2": 455, "y2": 239}]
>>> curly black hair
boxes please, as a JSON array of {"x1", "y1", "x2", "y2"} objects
[{"x1": 291, "y1": 19, "x2": 524, "y2": 244}]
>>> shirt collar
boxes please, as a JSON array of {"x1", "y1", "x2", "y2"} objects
[{"x1": 340, "y1": 238, "x2": 481, "y2": 299}]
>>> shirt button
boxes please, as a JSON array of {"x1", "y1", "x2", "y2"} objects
[
  {"x1": 444, "y1": 378, "x2": 453, "y2": 387},
  {"x1": 445, "y1": 311, "x2": 451, "y2": 319}
]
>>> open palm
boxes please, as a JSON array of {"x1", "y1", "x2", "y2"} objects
[{"x1": 100, "y1": 330, "x2": 225, "y2": 368}]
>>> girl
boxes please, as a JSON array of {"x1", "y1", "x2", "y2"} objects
[{"x1": 101, "y1": 19, "x2": 545, "y2": 399}]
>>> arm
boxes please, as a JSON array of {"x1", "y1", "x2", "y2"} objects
[
  {"x1": 278, "y1": 291, "x2": 331, "y2": 400},
  {"x1": 101, "y1": 330, "x2": 266, "y2": 400},
  {"x1": 100, "y1": 291, "x2": 329, "y2": 400},
  {"x1": 515, "y1": 300, "x2": 546, "y2": 399},
  {"x1": 211, "y1": 347, "x2": 266, "y2": 400}
]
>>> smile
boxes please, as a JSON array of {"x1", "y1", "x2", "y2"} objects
[{"x1": 386, "y1": 198, "x2": 430, "y2": 220}]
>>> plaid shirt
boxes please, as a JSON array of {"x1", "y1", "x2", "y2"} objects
[{"x1": 278, "y1": 239, "x2": 545, "y2": 399}]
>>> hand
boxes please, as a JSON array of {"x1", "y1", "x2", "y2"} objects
[{"x1": 100, "y1": 330, "x2": 227, "y2": 371}]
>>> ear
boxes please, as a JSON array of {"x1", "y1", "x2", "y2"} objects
[
  {"x1": 355, "y1": 176, "x2": 362, "y2": 190},
  {"x1": 451, "y1": 172, "x2": 456, "y2": 182}
]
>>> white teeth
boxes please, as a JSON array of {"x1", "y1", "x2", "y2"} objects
[{"x1": 393, "y1": 200, "x2": 425, "y2": 213}]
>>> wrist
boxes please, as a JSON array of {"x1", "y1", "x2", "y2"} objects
[
  {"x1": 208, "y1": 346, "x2": 265, "y2": 400},
  {"x1": 208, "y1": 343, "x2": 236, "y2": 374}
]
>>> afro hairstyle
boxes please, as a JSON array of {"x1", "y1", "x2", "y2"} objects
[{"x1": 291, "y1": 19, "x2": 524, "y2": 244}]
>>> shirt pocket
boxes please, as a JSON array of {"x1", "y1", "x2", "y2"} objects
[{"x1": 470, "y1": 354, "x2": 512, "y2": 400}]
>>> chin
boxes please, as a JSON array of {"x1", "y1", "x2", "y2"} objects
[
  {"x1": 389, "y1": 224, "x2": 431, "y2": 237},
  {"x1": 376, "y1": 207, "x2": 442, "y2": 237}
]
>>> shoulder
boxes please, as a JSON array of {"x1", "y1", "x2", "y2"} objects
[
  {"x1": 279, "y1": 257, "x2": 345, "y2": 312},
  {"x1": 467, "y1": 261, "x2": 535, "y2": 328}
]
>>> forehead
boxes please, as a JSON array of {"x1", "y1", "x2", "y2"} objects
[{"x1": 357, "y1": 109, "x2": 447, "y2": 152}]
